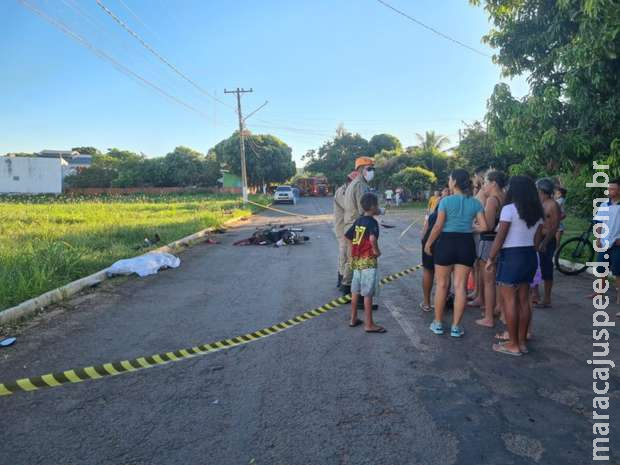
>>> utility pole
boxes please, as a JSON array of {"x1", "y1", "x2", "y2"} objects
[{"x1": 224, "y1": 87, "x2": 253, "y2": 203}]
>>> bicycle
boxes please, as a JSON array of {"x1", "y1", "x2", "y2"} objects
[{"x1": 554, "y1": 220, "x2": 595, "y2": 275}]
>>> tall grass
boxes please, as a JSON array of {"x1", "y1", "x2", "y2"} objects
[{"x1": 0, "y1": 193, "x2": 267, "y2": 311}]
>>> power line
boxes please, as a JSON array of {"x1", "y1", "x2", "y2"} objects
[
  {"x1": 246, "y1": 133, "x2": 262, "y2": 155},
  {"x1": 96, "y1": 0, "x2": 235, "y2": 111},
  {"x1": 376, "y1": 0, "x2": 491, "y2": 58},
  {"x1": 250, "y1": 114, "x2": 479, "y2": 124},
  {"x1": 59, "y1": 0, "x2": 203, "y2": 113},
  {"x1": 61, "y1": 0, "x2": 106, "y2": 34},
  {"x1": 18, "y1": 0, "x2": 212, "y2": 121},
  {"x1": 246, "y1": 137, "x2": 261, "y2": 159},
  {"x1": 249, "y1": 122, "x2": 333, "y2": 137},
  {"x1": 117, "y1": 0, "x2": 161, "y2": 41}
]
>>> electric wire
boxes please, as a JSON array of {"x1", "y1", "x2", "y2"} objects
[
  {"x1": 61, "y1": 0, "x2": 105, "y2": 34},
  {"x1": 376, "y1": 0, "x2": 491, "y2": 58},
  {"x1": 96, "y1": 0, "x2": 235, "y2": 111},
  {"x1": 18, "y1": 0, "x2": 212, "y2": 121},
  {"x1": 248, "y1": 122, "x2": 333, "y2": 137},
  {"x1": 59, "y1": 0, "x2": 202, "y2": 115},
  {"x1": 117, "y1": 0, "x2": 161, "y2": 41}
]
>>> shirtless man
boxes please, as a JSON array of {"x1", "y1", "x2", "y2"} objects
[{"x1": 535, "y1": 178, "x2": 561, "y2": 307}]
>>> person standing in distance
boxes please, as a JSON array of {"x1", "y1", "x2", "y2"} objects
[
  {"x1": 333, "y1": 170, "x2": 359, "y2": 289},
  {"x1": 341, "y1": 156, "x2": 376, "y2": 296},
  {"x1": 535, "y1": 178, "x2": 561, "y2": 308}
]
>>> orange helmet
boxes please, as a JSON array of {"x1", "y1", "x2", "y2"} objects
[{"x1": 355, "y1": 156, "x2": 374, "y2": 170}]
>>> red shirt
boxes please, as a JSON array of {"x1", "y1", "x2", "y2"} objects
[{"x1": 345, "y1": 215, "x2": 379, "y2": 269}]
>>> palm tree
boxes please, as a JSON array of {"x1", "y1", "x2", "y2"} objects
[{"x1": 415, "y1": 131, "x2": 450, "y2": 151}]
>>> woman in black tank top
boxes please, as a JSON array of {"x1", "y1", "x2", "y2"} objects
[{"x1": 475, "y1": 170, "x2": 507, "y2": 328}]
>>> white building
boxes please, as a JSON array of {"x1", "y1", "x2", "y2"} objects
[{"x1": 0, "y1": 156, "x2": 66, "y2": 194}]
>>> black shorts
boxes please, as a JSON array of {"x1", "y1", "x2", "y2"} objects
[
  {"x1": 433, "y1": 232, "x2": 476, "y2": 267},
  {"x1": 538, "y1": 237, "x2": 557, "y2": 281},
  {"x1": 421, "y1": 240, "x2": 434, "y2": 271}
]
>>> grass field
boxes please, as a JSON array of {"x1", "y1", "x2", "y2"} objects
[{"x1": 0, "y1": 193, "x2": 268, "y2": 311}]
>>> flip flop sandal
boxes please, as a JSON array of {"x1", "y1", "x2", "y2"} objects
[
  {"x1": 365, "y1": 327, "x2": 386, "y2": 334},
  {"x1": 493, "y1": 342, "x2": 522, "y2": 356},
  {"x1": 419, "y1": 302, "x2": 432, "y2": 313},
  {"x1": 349, "y1": 319, "x2": 362, "y2": 327},
  {"x1": 0, "y1": 337, "x2": 16, "y2": 347}
]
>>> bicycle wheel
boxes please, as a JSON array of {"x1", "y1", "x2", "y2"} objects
[{"x1": 555, "y1": 237, "x2": 595, "y2": 275}]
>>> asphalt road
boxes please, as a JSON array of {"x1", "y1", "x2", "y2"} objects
[{"x1": 1, "y1": 197, "x2": 618, "y2": 465}]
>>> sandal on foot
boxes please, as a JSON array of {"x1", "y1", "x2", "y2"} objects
[
  {"x1": 419, "y1": 302, "x2": 432, "y2": 313},
  {"x1": 365, "y1": 326, "x2": 386, "y2": 333},
  {"x1": 349, "y1": 319, "x2": 362, "y2": 327},
  {"x1": 493, "y1": 342, "x2": 522, "y2": 356}
]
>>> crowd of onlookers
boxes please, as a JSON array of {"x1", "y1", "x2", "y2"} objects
[
  {"x1": 420, "y1": 169, "x2": 568, "y2": 355},
  {"x1": 335, "y1": 156, "x2": 620, "y2": 355}
]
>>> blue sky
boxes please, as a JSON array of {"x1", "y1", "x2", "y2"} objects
[{"x1": 0, "y1": 0, "x2": 529, "y2": 164}]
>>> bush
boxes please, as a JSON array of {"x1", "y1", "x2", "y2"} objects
[{"x1": 390, "y1": 166, "x2": 437, "y2": 194}]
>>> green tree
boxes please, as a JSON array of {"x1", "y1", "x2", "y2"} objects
[
  {"x1": 373, "y1": 150, "x2": 419, "y2": 189},
  {"x1": 303, "y1": 127, "x2": 371, "y2": 185},
  {"x1": 67, "y1": 146, "x2": 221, "y2": 188},
  {"x1": 472, "y1": 0, "x2": 620, "y2": 209},
  {"x1": 212, "y1": 132, "x2": 295, "y2": 188},
  {"x1": 391, "y1": 166, "x2": 437, "y2": 194},
  {"x1": 71, "y1": 146, "x2": 100, "y2": 155},
  {"x1": 369, "y1": 134, "x2": 402, "y2": 155},
  {"x1": 162, "y1": 146, "x2": 209, "y2": 187},
  {"x1": 415, "y1": 131, "x2": 450, "y2": 151},
  {"x1": 410, "y1": 147, "x2": 450, "y2": 186},
  {"x1": 64, "y1": 167, "x2": 117, "y2": 188},
  {"x1": 456, "y1": 120, "x2": 520, "y2": 172}
]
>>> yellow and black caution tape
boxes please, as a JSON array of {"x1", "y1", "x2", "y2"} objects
[
  {"x1": 0, "y1": 264, "x2": 423, "y2": 397},
  {"x1": 246, "y1": 199, "x2": 309, "y2": 218}
]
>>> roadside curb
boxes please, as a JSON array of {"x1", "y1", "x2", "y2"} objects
[
  {"x1": 557, "y1": 258, "x2": 615, "y2": 278},
  {"x1": 0, "y1": 206, "x2": 264, "y2": 326},
  {"x1": 557, "y1": 258, "x2": 592, "y2": 275}
]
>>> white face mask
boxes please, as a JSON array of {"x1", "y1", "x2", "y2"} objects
[{"x1": 363, "y1": 169, "x2": 375, "y2": 182}]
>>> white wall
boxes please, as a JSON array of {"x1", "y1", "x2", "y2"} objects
[{"x1": 0, "y1": 157, "x2": 64, "y2": 194}]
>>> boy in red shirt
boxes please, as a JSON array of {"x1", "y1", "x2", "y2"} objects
[{"x1": 344, "y1": 193, "x2": 385, "y2": 333}]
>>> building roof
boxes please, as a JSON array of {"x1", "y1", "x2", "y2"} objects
[
  {"x1": 38, "y1": 150, "x2": 77, "y2": 158},
  {"x1": 1, "y1": 155, "x2": 67, "y2": 165},
  {"x1": 37, "y1": 150, "x2": 92, "y2": 166}
]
